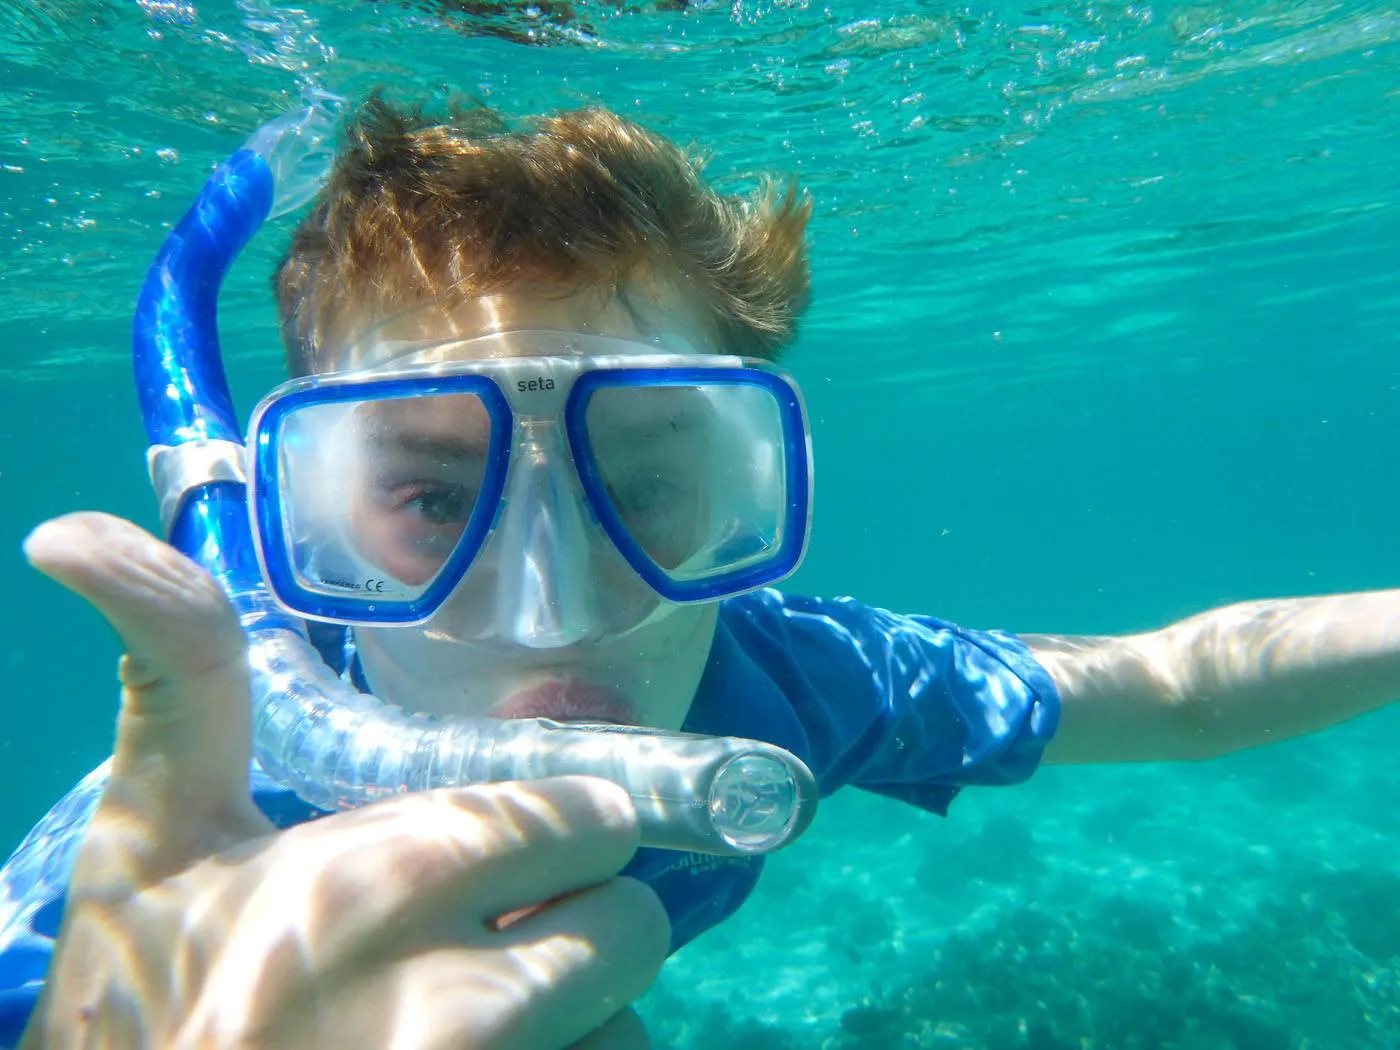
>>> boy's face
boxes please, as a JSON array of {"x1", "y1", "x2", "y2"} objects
[{"x1": 330, "y1": 278, "x2": 723, "y2": 733}]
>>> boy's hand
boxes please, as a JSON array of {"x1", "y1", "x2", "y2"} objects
[{"x1": 21, "y1": 512, "x2": 667, "y2": 1050}]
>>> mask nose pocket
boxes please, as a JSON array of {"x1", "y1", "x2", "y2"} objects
[{"x1": 491, "y1": 422, "x2": 599, "y2": 649}]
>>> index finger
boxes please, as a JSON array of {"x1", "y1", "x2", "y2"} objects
[
  {"x1": 291, "y1": 775, "x2": 645, "y2": 957},
  {"x1": 441, "y1": 775, "x2": 644, "y2": 924}
]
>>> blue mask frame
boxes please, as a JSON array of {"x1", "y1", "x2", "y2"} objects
[{"x1": 248, "y1": 358, "x2": 813, "y2": 626}]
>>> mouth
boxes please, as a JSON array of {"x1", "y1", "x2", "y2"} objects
[{"x1": 493, "y1": 678, "x2": 637, "y2": 726}]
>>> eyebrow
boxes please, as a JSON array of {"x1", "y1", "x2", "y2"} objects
[
  {"x1": 598, "y1": 396, "x2": 710, "y2": 438},
  {"x1": 365, "y1": 430, "x2": 488, "y2": 461},
  {"x1": 590, "y1": 415, "x2": 702, "y2": 451}
]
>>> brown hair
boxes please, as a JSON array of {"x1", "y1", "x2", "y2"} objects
[{"x1": 275, "y1": 96, "x2": 812, "y2": 375}]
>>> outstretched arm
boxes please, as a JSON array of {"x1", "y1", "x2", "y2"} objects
[{"x1": 1029, "y1": 590, "x2": 1400, "y2": 764}]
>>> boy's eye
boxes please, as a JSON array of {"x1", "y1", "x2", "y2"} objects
[
  {"x1": 370, "y1": 477, "x2": 478, "y2": 532},
  {"x1": 609, "y1": 476, "x2": 678, "y2": 514},
  {"x1": 405, "y1": 486, "x2": 474, "y2": 526}
]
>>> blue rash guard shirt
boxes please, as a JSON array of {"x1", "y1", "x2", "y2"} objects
[{"x1": 0, "y1": 589, "x2": 1060, "y2": 1045}]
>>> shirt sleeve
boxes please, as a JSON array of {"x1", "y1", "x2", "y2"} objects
[
  {"x1": 721, "y1": 590, "x2": 1061, "y2": 816},
  {"x1": 0, "y1": 763, "x2": 107, "y2": 1049},
  {"x1": 0, "y1": 763, "x2": 325, "y2": 1047}
]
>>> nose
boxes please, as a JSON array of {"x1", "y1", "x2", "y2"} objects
[{"x1": 491, "y1": 422, "x2": 599, "y2": 648}]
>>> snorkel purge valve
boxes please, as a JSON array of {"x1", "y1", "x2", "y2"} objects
[{"x1": 133, "y1": 96, "x2": 818, "y2": 856}]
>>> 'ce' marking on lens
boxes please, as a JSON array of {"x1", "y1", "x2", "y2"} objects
[{"x1": 365, "y1": 579, "x2": 388, "y2": 593}]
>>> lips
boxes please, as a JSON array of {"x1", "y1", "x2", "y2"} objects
[{"x1": 494, "y1": 678, "x2": 636, "y2": 725}]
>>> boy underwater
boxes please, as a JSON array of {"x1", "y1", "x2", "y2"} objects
[{"x1": 9, "y1": 95, "x2": 1400, "y2": 1048}]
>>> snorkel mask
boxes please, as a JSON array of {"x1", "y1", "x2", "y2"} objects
[
  {"x1": 251, "y1": 336, "x2": 811, "y2": 722},
  {"x1": 134, "y1": 95, "x2": 819, "y2": 856}
]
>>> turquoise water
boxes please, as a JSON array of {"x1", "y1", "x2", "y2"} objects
[{"x1": 4, "y1": 0, "x2": 1400, "y2": 1045}]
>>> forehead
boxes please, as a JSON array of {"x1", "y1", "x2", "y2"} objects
[{"x1": 332, "y1": 276, "x2": 718, "y2": 371}]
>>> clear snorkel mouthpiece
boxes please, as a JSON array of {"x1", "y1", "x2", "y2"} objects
[
  {"x1": 133, "y1": 96, "x2": 819, "y2": 856},
  {"x1": 249, "y1": 631, "x2": 815, "y2": 853}
]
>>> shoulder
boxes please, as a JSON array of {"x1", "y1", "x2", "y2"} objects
[
  {"x1": 717, "y1": 587, "x2": 909, "y2": 656},
  {"x1": 719, "y1": 588, "x2": 1054, "y2": 699},
  {"x1": 711, "y1": 589, "x2": 1061, "y2": 793}
]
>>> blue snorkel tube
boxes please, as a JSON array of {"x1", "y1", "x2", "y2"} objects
[{"x1": 133, "y1": 96, "x2": 818, "y2": 856}]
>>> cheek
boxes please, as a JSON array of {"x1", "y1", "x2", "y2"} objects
[
  {"x1": 633, "y1": 607, "x2": 719, "y2": 718},
  {"x1": 347, "y1": 492, "x2": 438, "y2": 587}
]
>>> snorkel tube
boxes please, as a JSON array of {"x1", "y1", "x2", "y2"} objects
[{"x1": 133, "y1": 96, "x2": 818, "y2": 856}]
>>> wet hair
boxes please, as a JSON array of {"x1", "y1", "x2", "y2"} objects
[{"x1": 274, "y1": 95, "x2": 812, "y2": 375}]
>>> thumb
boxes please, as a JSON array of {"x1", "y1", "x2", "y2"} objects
[{"x1": 24, "y1": 512, "x2": 269, "y2": 878}]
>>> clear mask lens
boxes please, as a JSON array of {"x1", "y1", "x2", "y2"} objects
[
  {"x1": 579, "y1": 380, "x2": 794, "y2": 584},
  {"x1": 275, "y1": 390, "x2": 496, "y2": 603}
]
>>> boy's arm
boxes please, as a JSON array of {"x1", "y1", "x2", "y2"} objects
[{"x1": 1029, "y1": 589, "x2": 1400, "y2": 764}]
